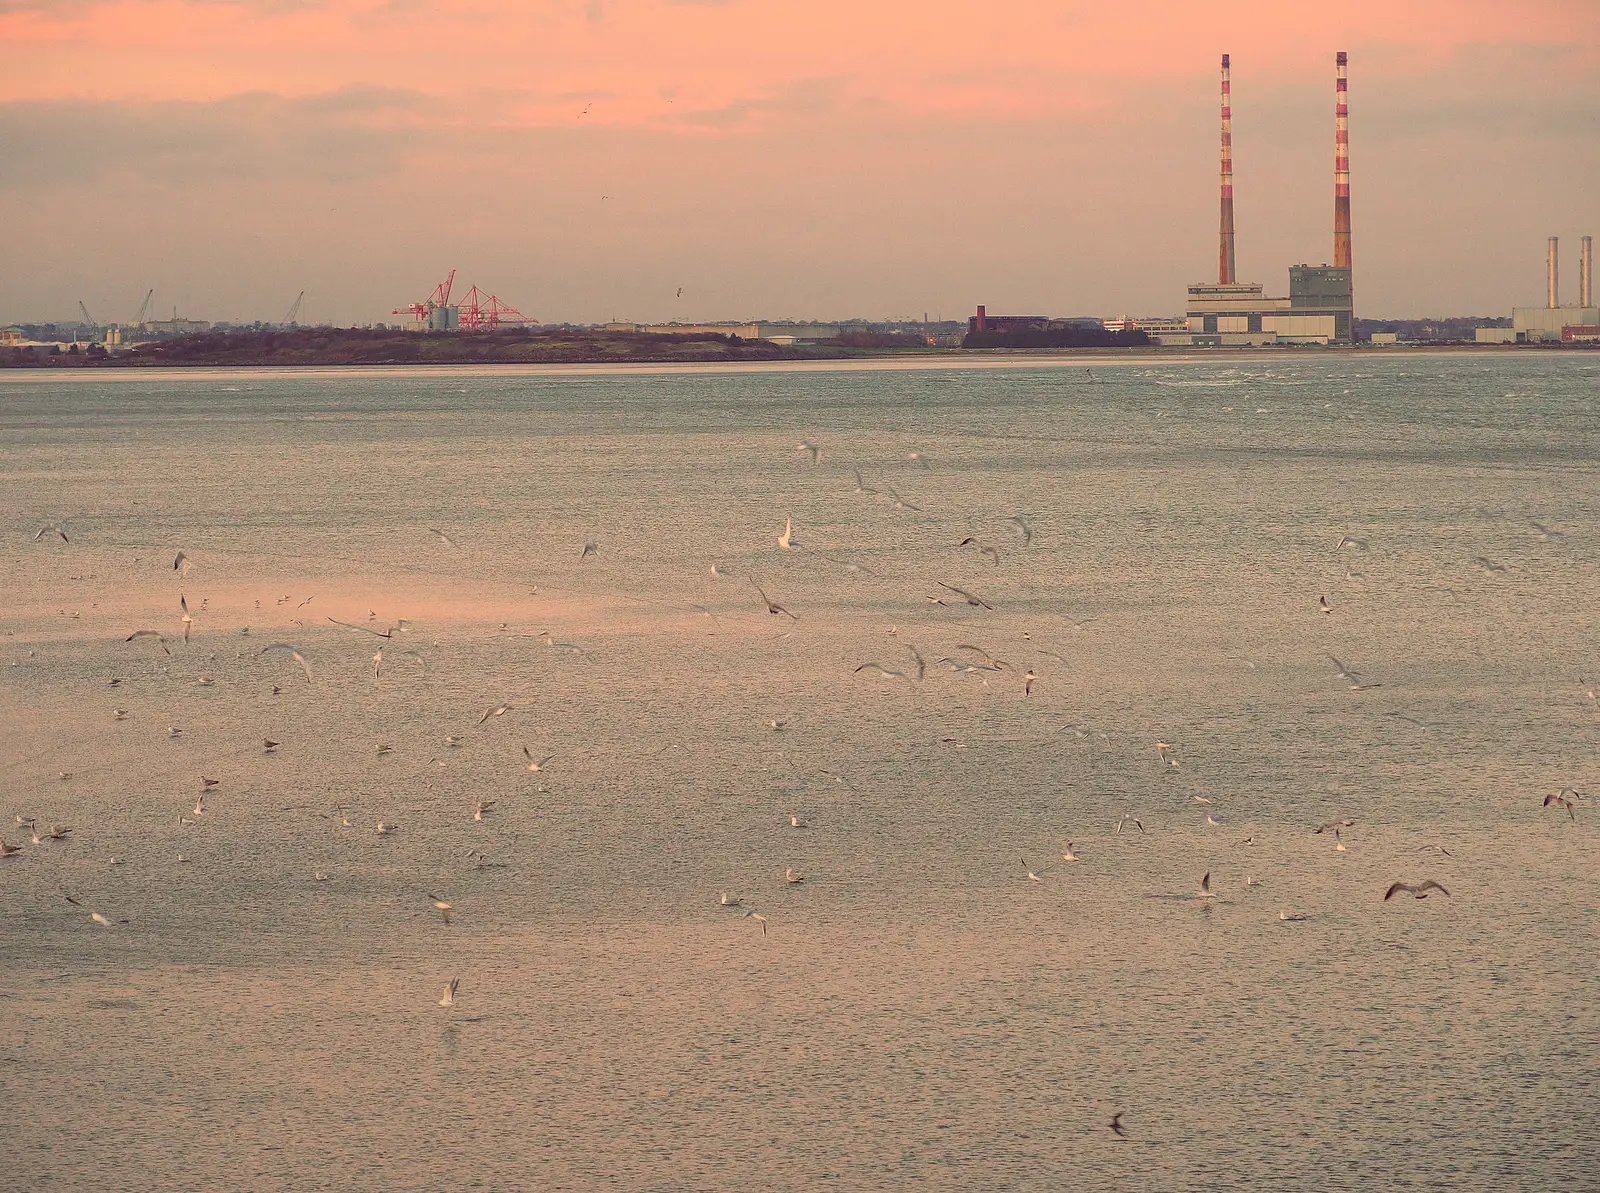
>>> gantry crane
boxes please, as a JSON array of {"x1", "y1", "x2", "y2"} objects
[{"x1": 393, "y1": 270, "x2": 455, "y2": 326}]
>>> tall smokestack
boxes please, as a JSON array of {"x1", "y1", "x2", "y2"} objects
[
  {"x1": 1219, "y1": 53, "x2": 1236, "y2": 285},
  {"x1": 1548, "y1": 237, "x2": 1559, "y2": 308},
  {"x1": 1582, "y1": 236, "x2": 1593, "y2": 308},
  {"x1": 1333, "y1": 51, "x2": 1352, "y2": 270}
]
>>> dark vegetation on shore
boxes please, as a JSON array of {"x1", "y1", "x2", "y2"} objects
[
  {"x1": 962, "y1": 326, "x2": 1151, "y2": 349},
  {"x1": 3, "y1": 327, "x2": 876, "y2": 368}
]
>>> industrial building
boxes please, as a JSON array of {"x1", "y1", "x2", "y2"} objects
[
  {"x1": 1167, "y1": 53, "x2": 1356, "y2": 346},
  {"x1": 1478, "y1": 236, "x2": 1596, "y2": 343}
]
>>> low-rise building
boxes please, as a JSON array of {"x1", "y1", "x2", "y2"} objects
[
  {"x1": 1512, "y1": 305, "x2": 1600, "y2": 342},
  {"x1": 1102, "y1": 317, "x2": 1193, "y2": 346}
]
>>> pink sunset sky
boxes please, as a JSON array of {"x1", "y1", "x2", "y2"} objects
[{"x1": 2, "y1": 0, "x2": 1596, "y2": 325}]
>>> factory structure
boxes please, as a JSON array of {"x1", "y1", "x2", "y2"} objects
[
  {"x1": 1152, "y1": 52, "x2": 1357, "y2": 346},
  {"x1": 1476, "y1": 236, "x2": 1597, "y2": 343}
]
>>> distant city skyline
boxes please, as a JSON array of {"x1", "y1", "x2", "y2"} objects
[{"x1": 2, "y1": 0, "x2": 1596, "y2": 326}]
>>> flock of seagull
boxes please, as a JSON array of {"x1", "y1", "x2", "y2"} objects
[{"x1": 9, "y1": 432, "x2": 1592, "y2": 1146}]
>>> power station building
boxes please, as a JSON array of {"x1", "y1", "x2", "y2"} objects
[{"x1": 1176, "y1": 52, "x2": 1356, "y2": 346}]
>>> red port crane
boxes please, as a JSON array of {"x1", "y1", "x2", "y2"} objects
[
  {"x1": 392, "y1": 269, "x2": 456, "y2": 325},
  {"x1": 455, "y1": 285, "x2": 532, "y2": 330}
]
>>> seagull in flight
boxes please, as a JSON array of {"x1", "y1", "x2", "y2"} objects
[
  {"x1": 959, "y1": 538, "x2": 1001, "y2": 566},
  {"x1": 478, "y1": 702, "x2": 512, "y2": 726},
  {"x1": 852, "y1": 468, "x2": 876, "y2": 494},
  {"x1": 1544, "y1": 791, "x2": 1579, "y2": 820},
  {"x1": 1196, "y1": 871, "x2": 1215, "y2": 898},
  {"x1": 427, "y1": 894, "x2": 453, "y2": 925},
  {"x1": 259, "y1": 642, "x2": 312, "y2": 683},
  {"x1": 743, "y1": 911, "x2": 768, "y2": 934},
  {"x1": 1022, "y1": 858, "x2": 1045, "y2": 882},
  {"x1": 752, "y1": 580, "x2": 798, "y2": 620},
  {"x1": 936, "y1": 582, "x2": 992, "y2": 610},
  {"x1": 34, "y1": 524, "x2": 69, "y2": 542},
  {"x1": 885, "y1": 486, "x2": 921, "y2": 511},
  {"x1": 523, "y1": 747, "x2": 553, "y2": 772},
  {"x1": 1109, "y1": 1113, "x2": 1128, "y2": 1140},
  {"x1": 1328, "y1": 656, "x2": 1380, "y2": 690},
  {"x1": 1116, "y1": 815, "x2": 1145, "y2": 835},
  {"x1": 1009, "y1": 515, "x2": 1035, "y2": 546},
  {"x1": 777, "y1": 518, "x2": 798, "y2": 550},
  {"x1": 1384, "y1": 880, "x2": 1449, "y2": 901},
  {"x1": 1336, "y1": 535, "x2": 1368, "y2": 550},
  {"x1": 125, "y1": 629, "x2": 171, "y2": 655},
  {"x1": 796, "y1": 441, "x2": 820, "y2": 463},
  {"x1": 1319, "y1": 594, "x2": 1333, "y2": 614},
  {"x1": 328, "y1": 616, "x2": 395, "y2": 639},
  {"x1": 1061, "y1": 842, "x2": 1080, "y2": 863},
  {"x1": 855, "y1": 661, "x2": 914, "y2": 682},
  {"x1": 173, "y1": 550, "x2": 190, "y2": 576},
  {"x1": 581, "y1": 540, "x2": 599, "y2": 559},
  {"x1": 438, "y1": 977, "x2": 458, "y2": 1007}
]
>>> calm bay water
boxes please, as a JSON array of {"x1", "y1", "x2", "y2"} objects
[{"x1": 2, "y1": 352, "x2": 1597, "y2": 1191}]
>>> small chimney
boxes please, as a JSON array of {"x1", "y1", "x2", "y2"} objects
[
  {"x1": 1333, "y1": 52, "x2": 1351, "y2": 271},
  {"x1": 1548, "y1": 237, "x2": 1560, "y2": 308},
  {"x1": 1582, "y1": 236, "x2": 1593, "y2": 309},
  {"x1": 975, "y1": 305, "x2": 987, "y2": 333},
  {"x1": 1219, "y1": 54, "x2": 1236, "y2": 285}
]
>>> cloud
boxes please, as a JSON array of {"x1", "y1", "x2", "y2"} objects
[
  {"x1": 679, "y1": 77, "x2": 847, "y2": 128},
  {"x1": 0, "y1": 88, "x2": 436, "y2": 189}
]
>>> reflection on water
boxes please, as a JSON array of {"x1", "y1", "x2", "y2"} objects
[{"x1": 2, "y1": 353, "x2": 1597, "y2": 1191}]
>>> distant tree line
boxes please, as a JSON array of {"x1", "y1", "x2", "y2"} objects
[{"x1": 963, "y1": 326, "x2": 1151, "y2": 349}]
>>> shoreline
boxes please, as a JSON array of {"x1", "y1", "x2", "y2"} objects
[{"x1": 0, "y1": 342, "x2": 1584, "y2": 384}]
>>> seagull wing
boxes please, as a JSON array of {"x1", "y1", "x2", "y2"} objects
[{"x1": 259, "y1": 642, "x2": 312, "y2": 683}]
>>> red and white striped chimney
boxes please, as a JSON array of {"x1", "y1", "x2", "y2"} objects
[
  {"x1": 1219, "y1": 53, "x2": 1236, "y2": 285},
  {"x1": 1333, "y1": 52, "x2": 1352, "y2": 270}
]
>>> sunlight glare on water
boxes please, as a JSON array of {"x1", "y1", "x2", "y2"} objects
[{"x1": 2, "y1": 352, "x2": 1597, "y2": 1191}]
